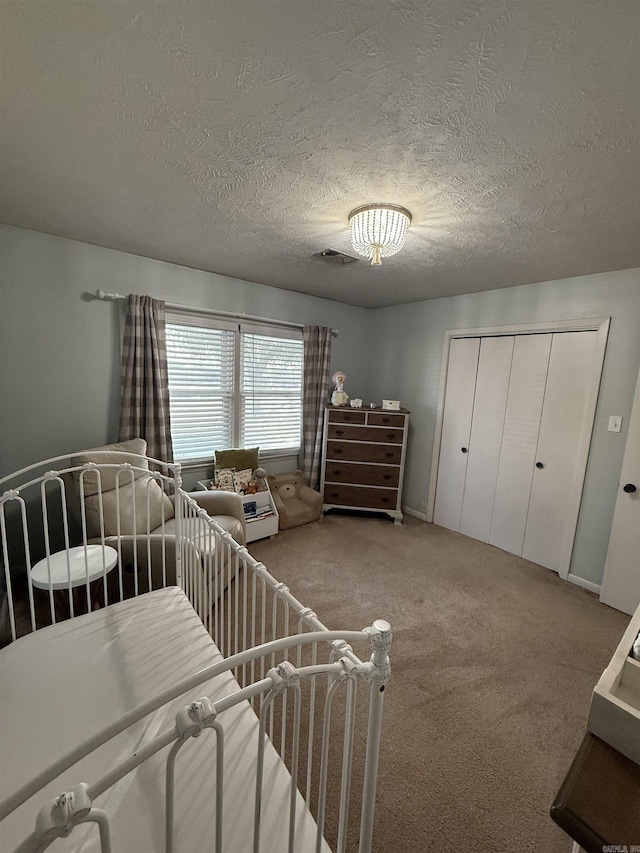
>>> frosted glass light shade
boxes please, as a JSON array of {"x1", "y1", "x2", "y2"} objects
[{"x1": 349, "y1": 204, "x2": 411, "y2": 266}]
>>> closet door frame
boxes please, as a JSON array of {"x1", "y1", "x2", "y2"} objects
[{"x1": 426, "y1": 317, "x2": 610, "y2": 579}]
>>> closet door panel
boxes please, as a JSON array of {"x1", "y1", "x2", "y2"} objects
[
  {"x1": 489, "y1": 334, "x2": 552, "y2": 556},
  {"x1": 460, "y1": 336, "x2": 514, "y2": 542},
  {"x1": 600, "y1": 363, "x2": 640, "y2": 614},
  {"x1": 433, "y1": 337, "x2": 480, "y2": 531},
  {"x1": 522, "y1": 331, "x2": 598, "y2": 572}
]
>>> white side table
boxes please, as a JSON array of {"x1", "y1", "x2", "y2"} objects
[{"x1": 31, "y1": 545, "x2": 119, "y2": 614}]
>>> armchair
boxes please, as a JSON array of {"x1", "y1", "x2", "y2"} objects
[
  {"x1": 267, "y1": 470, "x2": 323, "y2": 530},
  {"x1": 65, "y1": 438, "x2": 245, "y2": 592}
]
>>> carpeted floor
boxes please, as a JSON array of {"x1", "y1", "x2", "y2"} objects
[{"x1": 249, "y1": 512, "x2": 630, "y2": 853}]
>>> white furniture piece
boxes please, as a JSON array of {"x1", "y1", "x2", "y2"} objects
[
  {"x1": 0, "y1": 451, "x2": 392, "y2": 853},
  {"x1": 0, "y1": 589, "x2": 335, "y2": 852},
  {"x1": 30, "y1": 545, "x2": 118, "y2": 591},
  {"x1": 30, "y1": 544, "x2": 118, "y2": 615},
  {"x1": 320, "y1": 405, "x2": 409, "y2": 524},
  {"x1": 0, "y1": 439, "x2": 247, "y2": 643},
  {"x1": 432, "y1": 329, "x2": 605, "y2": 575},
  {"x1": 587, "y1": 600, "x2": 640, "y2": 765},
  {"x1": 551, "y1": 603, "x2": 640, "y2": 851},
  {"x1": 240, "y1": 486, "x2": 279, "y2": 542},
  {"x1": 197, "y1": 481, "x2": 279, "y2": 543}
]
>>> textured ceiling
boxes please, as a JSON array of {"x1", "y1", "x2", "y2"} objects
[{"x1": 1, "y1": 1, "x2": 639, "y2": 308}]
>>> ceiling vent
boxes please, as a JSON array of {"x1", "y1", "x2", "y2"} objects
[{"x1": 314, "y1": 248, "x2": 359, "y2": 265}]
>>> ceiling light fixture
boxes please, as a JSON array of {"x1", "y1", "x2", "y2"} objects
[{"x1": 348, "y1": 203, "x2": 412, "y2": 266}]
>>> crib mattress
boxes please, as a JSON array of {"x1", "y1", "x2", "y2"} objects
[{"x1": 0, "y1": 587, "x2": 331, "y2": 852}]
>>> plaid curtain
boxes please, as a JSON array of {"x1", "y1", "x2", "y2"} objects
[
  {"x1": 301, "y1": 325, "x2": 332, "y2": 489},
  {"x1": 118, "y1": 294, "x2": 174, "y2": 463}
]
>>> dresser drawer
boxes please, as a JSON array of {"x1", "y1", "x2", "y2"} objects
[
  {"x1": 323, "y1": 461, "x2": 400, "y2": 488},
  {"x1": 327, "y1": 409, "x2": 366, "y2": 425},
  {"x1": 367, "y1": 412, "x2": 406, "y2": 428},
  {"x1": 327, "y1": 424, "x2": 404, "y2": 443},
  {"x1": 323, "y1": 484, "x2": 398, "y2": 510},
  {"x1": 325, "y1": 441, "x2": 404, "y2": 464}
]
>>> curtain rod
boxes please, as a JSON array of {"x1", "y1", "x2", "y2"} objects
[{"x1": 95, "y1": 289, "x2": 338, "y2": 337}]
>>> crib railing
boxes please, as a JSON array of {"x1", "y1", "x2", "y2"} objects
[
  {"x1": 177, "y1": 488, "x2": 392, "y2": 852},
  {"x1": 0, "y1": 452, "x2": 392, "y2": 853},
  {"x1": 1, "y1": 626, "x2": 391, "y2": 853},
  {"x1": 0, "y1": 452, "x2": 184, "y2": 642}
]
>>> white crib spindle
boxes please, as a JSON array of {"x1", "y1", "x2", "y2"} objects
[
  {"x1": 287, "y1": 680, "x2": 302, "y2": 853},
  {"x1": 337, "y1": 676, "x2": 358, "y2": 853},
  {"x1": 316, "y1": 677, "x2": 342, "y2": 853},
  {"x1": 39, "y1": 481, "x2": 57, "y2": 627},
  {"x1": 0, "y1": 498, "x2": 18, "y2": 641},
  {"x1": 306, "y1": 643, "x2": 319, "y2": 803},
  {"x1": 254, "y1": 690, "x2": 275, "y2": 853}
]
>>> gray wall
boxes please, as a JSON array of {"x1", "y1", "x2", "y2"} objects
[
  {"x1": 0, "y1": 225, "x2": 370, "y2": 485},
  {"x1": 2, "y1": 224, "x2": 639, "y2": 586},
  {"x1": 365, "y1": 268, "x2": 640, "y2": 586}
]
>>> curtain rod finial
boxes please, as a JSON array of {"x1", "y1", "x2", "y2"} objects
[{"x1": 96, "y1": 289, "x2": 127, "y2": 301}]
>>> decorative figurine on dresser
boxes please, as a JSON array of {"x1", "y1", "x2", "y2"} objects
[
  {"x1": 320, "y1": 403, "x2": 410, "y2": 524},
  {"x1": 331, "y1": 370, "x2": 349, "y2": 407}
]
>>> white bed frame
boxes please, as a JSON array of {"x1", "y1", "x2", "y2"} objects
[{"x1": 0, "y1": 452, "x2": 391, "y2": 853}]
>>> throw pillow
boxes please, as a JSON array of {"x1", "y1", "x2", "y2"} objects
[
  {"x1": 215, "y1": 447, "x2": 260, "y2": 474},
  {"x1": 71, "y1": 437, "x2": 174, "y2": 537}
]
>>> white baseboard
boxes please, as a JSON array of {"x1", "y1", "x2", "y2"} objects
[
  {"x1": 402, "y1": 505, "x2": 429, "y2": 522},
  {"x1": 567, "y1": 573, "x2": 601, "y2": 595}
]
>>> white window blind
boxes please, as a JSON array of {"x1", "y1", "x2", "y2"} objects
[
  {"x1": 165, "y1": 311, "x2": 303, "y2": 461},
  {"x1": 241, "y1": 329, "x2": 303, "y2": 452},
  {"x1": 166, "y1": 321, "x2": 235, "y2": 460}
]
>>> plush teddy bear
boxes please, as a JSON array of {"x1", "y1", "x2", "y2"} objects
[{"x1": 267, "y1": 470, "x2": 323, "y2": 530}]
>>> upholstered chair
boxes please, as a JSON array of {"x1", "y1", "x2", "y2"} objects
[{"x1": 65, "y1": 438, "x2": 246, "y2": 592}]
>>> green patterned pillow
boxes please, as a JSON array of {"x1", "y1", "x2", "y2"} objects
[{"x1": 214, "y1": 447, "x2": 260, "y2": 474}]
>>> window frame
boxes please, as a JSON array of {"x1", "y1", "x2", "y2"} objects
[{"x1": 165, "y1": 309, "x2": 304, "y2": 464}]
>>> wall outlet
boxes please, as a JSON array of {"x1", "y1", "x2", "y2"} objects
[
  {"x1": 421, "y1": 501, "x2": 428, "y2": 513},
  {"x1": 608, "y1": 415, "x2": 623, "y2": 433}
]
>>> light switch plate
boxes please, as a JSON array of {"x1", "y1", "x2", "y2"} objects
[{"x1": 608, "y1": 415, "x2": 623, "y2": 432}]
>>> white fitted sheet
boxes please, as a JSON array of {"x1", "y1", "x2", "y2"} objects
[{"x1": 0, "y1": 587, "x2": 330, "y2": 852}]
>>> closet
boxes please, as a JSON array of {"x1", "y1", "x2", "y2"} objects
[{"x1": 432, "y1": 330, "x2": 601, "y2": 574}]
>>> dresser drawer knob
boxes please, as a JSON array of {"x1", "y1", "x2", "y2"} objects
[
  {"x1": 343, "y1": 415, "x2": 351, "y2": 421},
  {"x1": 381, "y1": 497, "x2": 390, "y2": 503},
  {"x1": 334, "y1": 448, "x2": 343, "y2": 454},
  {"x1": 335, "y1": 429, "x2": 344, "y2": 436},
  {"x1": 385, "y1": 451, "x2": 394, "y2": 458},
  {"x1": 332, "y1": 469, "x2": 342, "y2": 476},
  {"x1": 386, "y1": 432, "x2": 396, "y2": 440},
  {"x1": 382, "y1": 417, "x2": 390, "y2": 423},
  {"x1": 383, "y1": 474, "x2": 391, "y2": 480},
  {"x1": 330, "y1": 492, "x2": 339, "y2": 498}
]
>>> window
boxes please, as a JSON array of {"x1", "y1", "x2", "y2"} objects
[{"x1": 166, "y1": 311, "x2": 303, "y2": 461}]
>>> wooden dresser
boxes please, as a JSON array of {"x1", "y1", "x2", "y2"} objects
[{"x1": 320, "y1": 406, "x2": 410, "y2": 524}]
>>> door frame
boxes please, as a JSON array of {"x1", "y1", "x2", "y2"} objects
[
  {"x1": 426, "y1": 317, "x2": 610, "y2": 578},
  {"x1": 599, "y1": 360, "x2": 640, "y2": 613}
]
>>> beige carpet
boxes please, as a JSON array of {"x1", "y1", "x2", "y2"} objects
[{"x1": 249, "y1": 512, "x2": 630, "y2": 853}]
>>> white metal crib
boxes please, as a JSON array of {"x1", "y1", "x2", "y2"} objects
[{"x1": 0, "y1": 450, "x2": 391, "y2": 853}]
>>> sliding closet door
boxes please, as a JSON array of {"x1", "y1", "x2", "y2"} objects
[
  {"x1": 522, "y1": 331, "x2": 598, "y2": 573},
  {"x1": 489, "y1": 334, "x2": 552, "y2": 556},
  {"x1": 433, "y1": 337, "x2": 480, "y2": 531},
  {"x1": 459, "y1": 336, "x2": 514, "y2": 542}
]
